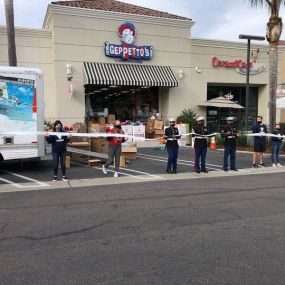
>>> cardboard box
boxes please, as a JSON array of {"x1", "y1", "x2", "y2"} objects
[
  {"x1": 122, "y1": 152, "x2": 136, "y2": 160},
  {"x1": 147, "y1": 118, "x2": 154, "y2": 128},
  {"x1": 114, "y1": 156, "x2": 126, "y2": 167},
  {"x1": 154, "y1": 119, "x2": 164, "y2": 130},
  {"x1": 107, "y1": 114, "x2": 116, "y2": 124},
  {"x1": 122, "y1": 146, "x2": 137, "y2": 160},
  {"x1": 98, "y1": 116, "x2": 105, "y2": 125},
  {"x1": 89, "y1": 123, "x2": 100, "y2": 132},
  {"x1": 154, "y1": 129, "x2": 164, "y2": 135}
]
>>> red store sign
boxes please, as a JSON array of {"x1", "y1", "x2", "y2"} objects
[{"x1": 212, "y1": 57, "x2": 252, "y2": 69}]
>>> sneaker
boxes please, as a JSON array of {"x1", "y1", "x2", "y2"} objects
[
  {"x1": 202, "y1": 169, "x2": 208, "y2": 173},
  {"x1": 258, "y1": 163, "x2": 265, "y2": 168},
  {"x1": 62, "y1": 176, "x2": 69, "y2": 182},
  {"x1": 52, "y1": 176, "x2": 57, "y2": 182},
  {"x1": 166, "y1": 169, "x2": 173, "y2": 174},
  {"x1": 272, "y1": 163, "x2": 277, "y2": 168},
  {"x1": 252, "y1": 163, "x2": 257, "y2": 168},
  {"x1": 102, "y1": 165, "x2": 107, "y2": 175},
  {"x1": 114, "y1": 171, "x2": 119, "y2": 178},
  {"x1": 277, "y1": 163, "x2": 282, "y2": 167}
]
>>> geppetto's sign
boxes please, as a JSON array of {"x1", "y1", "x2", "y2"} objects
[
  {"x1": 212, "y1": 54, "x2": 266, "y2": 75},
  {"x1": 105, "y1": 22, "x2": 153, "y2": 61}
]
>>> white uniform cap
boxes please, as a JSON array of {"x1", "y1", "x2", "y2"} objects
[
  {"x1": 114, "y1": 120, "x2": 121, "y2": 126},
  {"x1": 196, "y1": 116, "x2": 205, "y2": 122},
  {"x1": 226, "y1": 116, "x2": 235, "y2": 121},
  {"x1": 169, "y1": 118, "x2": 176, "y2": 122}
]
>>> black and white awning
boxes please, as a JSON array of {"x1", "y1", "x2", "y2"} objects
[{"x1": 83, "y1": 62, "x2": 178, "y2": 87}]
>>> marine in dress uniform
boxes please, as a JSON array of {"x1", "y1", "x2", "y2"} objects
[
  {"x1": 192, "y1": 116, "x2": 209, "y2": 173},
  {"x1": 221, "y1": 117, "x2": 238, "y2": 171},
  {"x1": 164, "y1": 119, "x2": 181, "y2": 174}
]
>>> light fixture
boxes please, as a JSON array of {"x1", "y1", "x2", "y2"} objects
[
  {"x1": 141, "y1": 86, "x2": 150, "y2": 89},
  {"x1": 109, "y1": 85, "x2": 118, "y2": 88},
  {"x1": 94, "y1": 90, "x2": 101, "y2": 93},
  {"x1": 195, "y1": 67, "x2": 202, "y2": 73},
  {"x1": 100, "y1": 88, "x2": 108, "y2": 91},
  {"x1": 120, "y1": 90, "x2": 129, "y2": 94},
  {"x1": 178, "y1": 69, "x2": 184, "y2": 79},
  {"x1": 66, "y1": 64, "x2": 73, "y2": 81}
]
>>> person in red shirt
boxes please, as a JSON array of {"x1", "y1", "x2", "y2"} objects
[{"x1": 102, "y1": 120, "x2": 126, "y2": 177}]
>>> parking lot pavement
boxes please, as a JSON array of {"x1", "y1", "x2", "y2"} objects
[{"x1": 1, "y1": 147, "x2": 285, "y2": 192}]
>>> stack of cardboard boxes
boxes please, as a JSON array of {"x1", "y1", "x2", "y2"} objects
[
  {"x1": 121, "y1": 142, "x2": 137, "y2": 160},
  {"x1": 69, "y1": 115, "x2": 139, "y2": 163},
  {"x1": 145, "y1": 118, "x2": 164, "y2": 139}
]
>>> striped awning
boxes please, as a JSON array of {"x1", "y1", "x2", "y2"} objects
[{"x1": 83, "y1": 62, "x2": 178, "y2": 87}]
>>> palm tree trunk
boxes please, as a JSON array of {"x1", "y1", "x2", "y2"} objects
[
  {"x1": 4, "y1": 0, "x2": 17, "y2": 66},
  {"x1": 268, "y1": 44, "x2": 278, "y2": 131}
]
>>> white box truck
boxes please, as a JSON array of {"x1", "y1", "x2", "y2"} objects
[{"x1": 0, "y1": 66, "x2": 45, "y2": 161}]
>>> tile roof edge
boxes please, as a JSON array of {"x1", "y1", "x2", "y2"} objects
[{"x1": 51, "y1": 0, "x2": 192, "y2": 21}]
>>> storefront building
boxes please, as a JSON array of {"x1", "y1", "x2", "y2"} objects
[{"x1": 0, "y1": 0, "x2": 284, "y2": 129}]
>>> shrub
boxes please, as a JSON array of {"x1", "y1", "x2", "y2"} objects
[{"x1": 176, "y1": 108, "x2": 197, "y2": 128}]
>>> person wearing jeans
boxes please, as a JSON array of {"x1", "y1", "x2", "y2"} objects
[
  {"x1": 46, "y1": 120, "x2": 70, "y2": 182},
  {"x1": 102, "y1": 120, "x2": 126, "y2": 177},
  {"x1": 271, "y1": 123, "x2": 283, "y2": 167}
]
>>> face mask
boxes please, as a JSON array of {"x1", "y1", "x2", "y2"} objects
[
  {"x1": 55, "y1": 125, "x2": 61, "y2": 132},
  {"x1": 276, "y1": 127, "x2": 280, "y2": 130},
  {"x1": 257, "y1": 121, "x2": 262, "y2": 124},
  {"x1": 115, "y1": 125, "x2": 121, "y2": 129}
]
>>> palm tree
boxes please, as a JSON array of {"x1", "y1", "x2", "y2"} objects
[
  {"x1": 4, "y1": 0, "x2": 17, "y2": 66},
  {"x1": 247, "y1": 0, "x2": 285, "y2": 131}
]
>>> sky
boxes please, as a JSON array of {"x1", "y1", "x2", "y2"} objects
[{"x1": 0, "y1": 0, "x2": 283, "y2": 42}]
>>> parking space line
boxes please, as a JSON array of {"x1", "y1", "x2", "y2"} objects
[
  {"x1": 0, "y1": 177, "x2": 24, "y2": 189},
  {"x1": 2, "y1": 170, "x2": 50, "y2": 187},
  {"x1": 137, "y1": 152, "x2": 223, "y2": 169},
  {"x1": 71, "y1": 161, "x2": 162, "y2": 180},
  {"x1": 136, "y1": 154, "x2": 220, "y2": 171},
  {"x1": 94, "y1": 167, "x2": 162, "y2": 180}
]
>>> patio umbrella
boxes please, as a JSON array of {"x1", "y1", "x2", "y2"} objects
[
  {"x1": 199, "y1": 96, "x2": 244, "y2": 130},
  {"x1": 199, "y1": 96, "x2": 244, "y2": 109}
]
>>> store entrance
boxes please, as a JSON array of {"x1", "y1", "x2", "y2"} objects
[
  {"x1": 207, "y1": 85, "x2": 258, "y2": 131},
  {"x1": 85, "y1": 85, "x2": 159, "y2": 123}
]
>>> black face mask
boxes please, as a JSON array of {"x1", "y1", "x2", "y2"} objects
[
  {"x1": 115, "y1": 125, "x2": 121, "y2": 130},
  {"x1": 276, "y1": 128, "x2": 280, "y2": 130},
  {"x1": 257, "y1": 121, "x2": 262, "y2": 125}
]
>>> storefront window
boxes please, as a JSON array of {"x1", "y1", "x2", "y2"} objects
[
  {"x1": 207, "y1": 85, "x2": 258, "y2": 131},
  {"x1": 86, "y1": 86, "x2": 159, "y2": 123}
]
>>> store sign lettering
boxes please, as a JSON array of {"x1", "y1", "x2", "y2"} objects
[
  {"x1": 212, "y1": 56, "x2": 265, "y2": 75},
  {"x1": 212, "y1": 57, "x2": 252, "y2": 69},
  {"x1": 105, "y1": 22, "x2": 153, "y2": 61}
]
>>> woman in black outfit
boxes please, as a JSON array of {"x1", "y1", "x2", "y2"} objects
[{"x1": 46, "y1": 120, "x2": 70, "y2": 181}]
